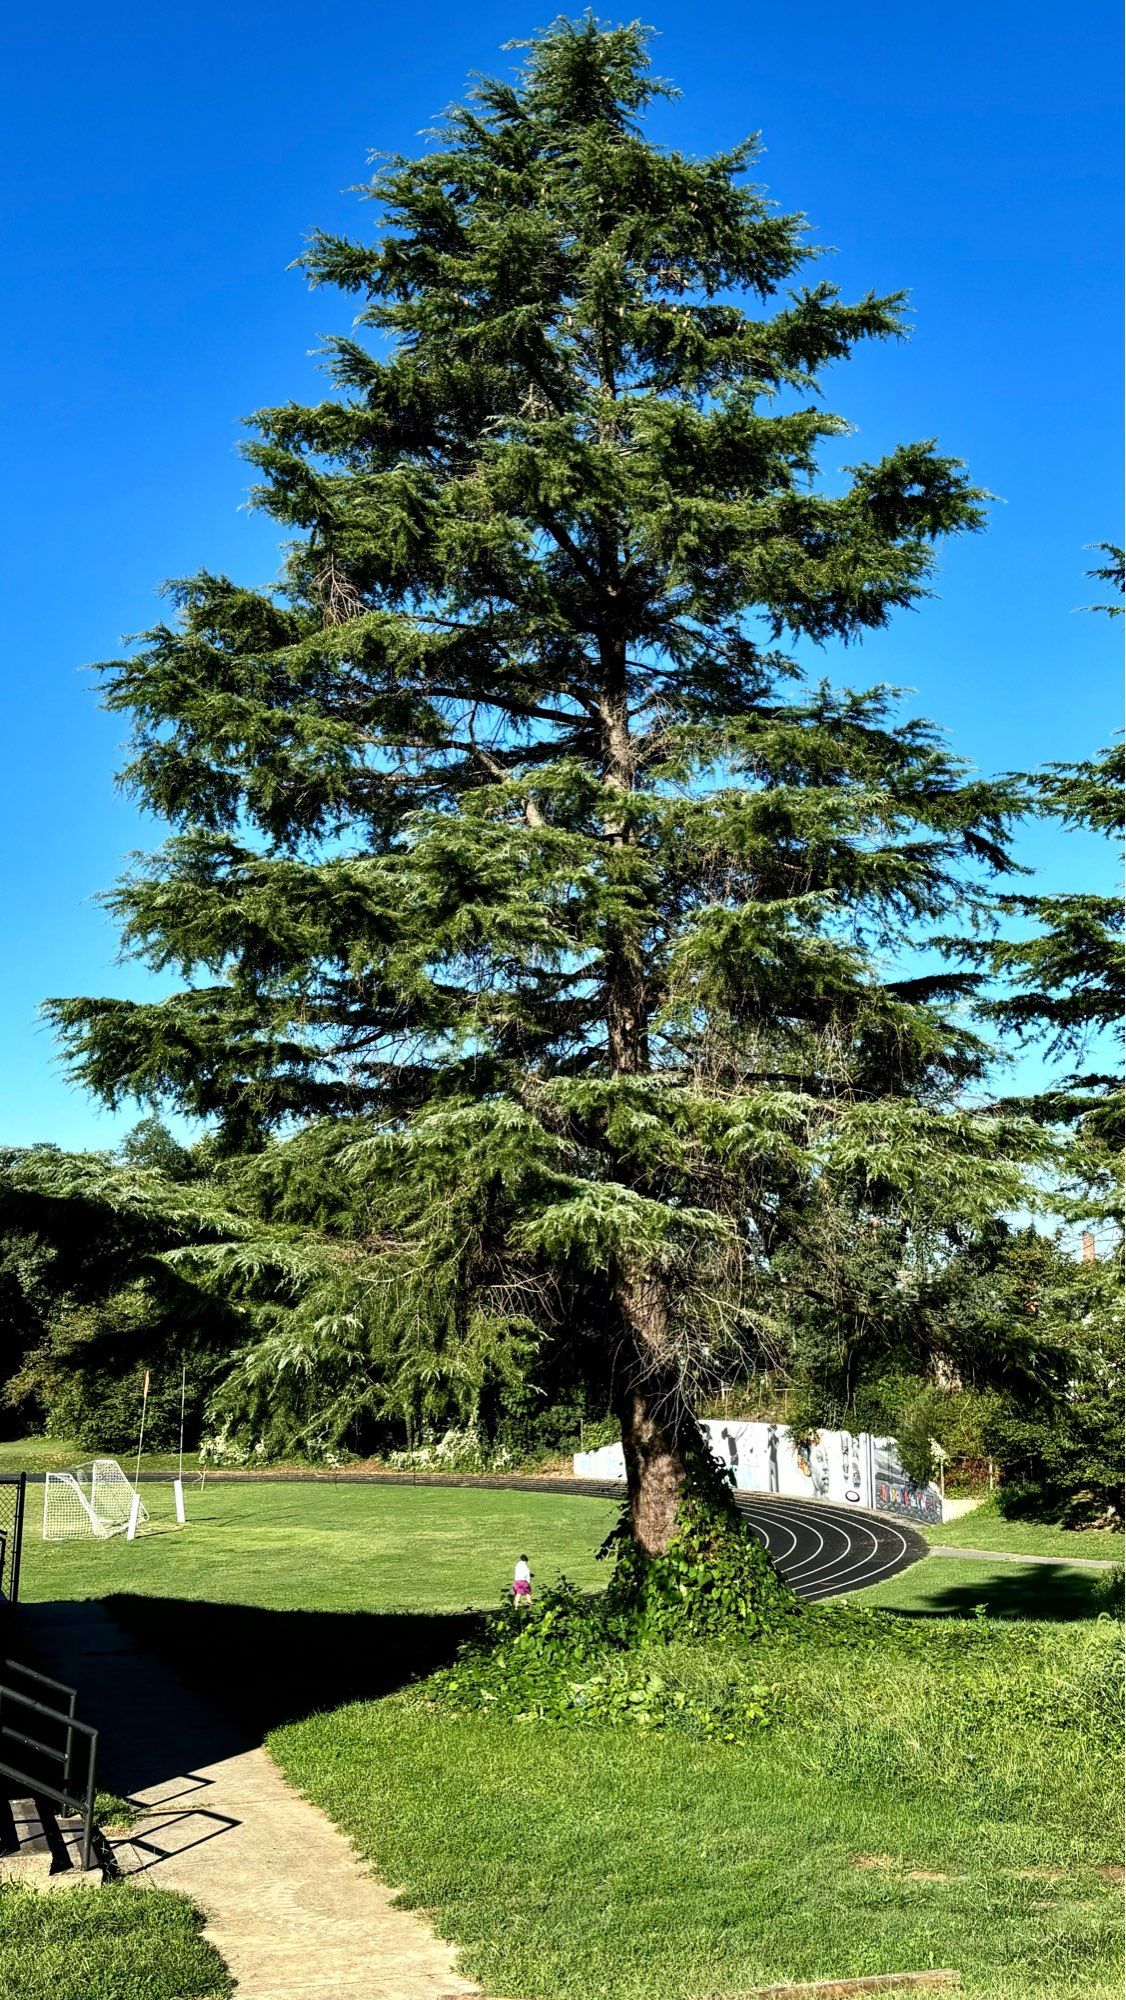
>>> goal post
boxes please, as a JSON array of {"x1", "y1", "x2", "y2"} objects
[{"x1": 42, "y1": 1460, "x2": 149, "y2": 1542}]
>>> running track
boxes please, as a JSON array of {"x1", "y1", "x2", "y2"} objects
[
  {"x1": 732, "y1": 1493, "x2": 926, "y2": 1600},
  {"x1": 100, "y1": 1468, "x2": 929, "y2": 1601}
]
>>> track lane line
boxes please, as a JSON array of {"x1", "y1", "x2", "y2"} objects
[{"x1": 734, "y1": 1493, "x2": 924, "y2": 1599}]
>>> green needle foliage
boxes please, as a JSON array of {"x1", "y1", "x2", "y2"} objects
[
  {"x1": 47, "y1": 19, "x2": 1042, "y2": 1566},
  {"x1": 0, "y1": 1137, "x2": 253, "y2": 1450},
  {"x1": 979, "y1": 739, "x2": 1123, "y2": 1214},
  {"x1": 949, "y1": 547, "x2": 1124, "y2": 1220}
]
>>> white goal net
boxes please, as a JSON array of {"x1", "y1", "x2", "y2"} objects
[{"x1": 42, "y1": 1460, "x2": 148, "y2": 1541}]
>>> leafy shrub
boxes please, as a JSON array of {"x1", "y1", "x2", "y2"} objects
[
  {"x1": 36, "y1": 1338, "x2": 202, "y2": 1457},
  {"x1": 428, "y1": 1487, "x2": 801, "y2": 1739},
  {"x1": 1089, "y1": 1563, "x2": 1126, "y2": 1618},
  {"x1": 988, "y1": 1353, "x2": 1125, "y2": 1527},
  {"x1": 698, "y1": 1378, "x2": 792, "y2": 1424},
  {"x1": 605, "y1": 1493, "x2": 798, "y2": 1642},
  {"x1": 982, "y1": 1242, "x2": 1124, "y2": 1526},
  {"x1": 198, "y1": 1426, "x2": 269, "y2": 1469},
  {"x1": 493, "y1": 1388, "x2": 617, "y2": 1464},
  {"x1": 196, "y1": 1426, "x2": 356, "y2": 1468},
  {"x1": 434, "y1": 1646, "x2": 779, "y2": 1739},
  {"x1": 428, "y1": 1579, "x2": 783, "y2": 1740},
  {"x1": 425, "y1": 1571, "x2": 1125, "y2": 1800},
  {"x1": 846, "y1": 1373, "x2": 1003, "y2": 1488},
  {"x1": 572, "y1": 1412, "x2": 619, "y2": 1453},
  {"x1": 11, "y1": 1276, "x2": 216, "y2": 1457},
  {"x1": 385, "y1": 1404, "x2": 619, "y2": 1474}
]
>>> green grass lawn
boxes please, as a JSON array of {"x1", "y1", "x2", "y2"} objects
[
  {"x1": 0, "y1": 1883, "x2": 229, "y2": 2000},
  {"x1": 23, "y1": 1478, "x2": 1117, "y2": 1701},
  {"x1": 0, "y1": 1436, "x2": 188, "y2": 1475},
  {"x1": 853, "y1": 1554, "x2": 1121, "y2": 1621},
  {"x1": 9, "y1": 1431, "x2": 1117, "y2": 1561},
  {"x1": 16, "y1": 1481, "x2": 1123, "y2": 2000},
  {"x1": 921, "y1": 1497, "x2": 1124, "y2": 1564},
  {"x1": 21, "y1": 1476, "x2": 1117, "y2": 1625},
  {"x1": 21, "y1": 1479, "x2": 618, "y2": 1612},
  {"x1": 272, "y1": 1612, "x2": 1123, "y2": 2000}
]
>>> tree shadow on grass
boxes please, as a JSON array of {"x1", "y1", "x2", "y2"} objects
[
  {"x1": 884, "y1": 1562, "x2": 1119, "y2": 1622},
  {"x1": 110, "y1": 1593, "x2": 481, "y2": 1730},
  {"x1": 15, "y1": 1595, "x2": 481, "y2": 1801}
]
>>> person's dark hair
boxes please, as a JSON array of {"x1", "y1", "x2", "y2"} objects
[{"x1": 519, "y1": 1553, "x2": 528, "y2": 1563}]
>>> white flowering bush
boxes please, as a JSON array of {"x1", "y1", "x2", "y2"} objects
[
  {"x1": 198, "y1": 1424, "x2": 267, "y2": 1468},
  {"x1": 387, "y1": 1424, "x2": 514, "y2": 1474}
]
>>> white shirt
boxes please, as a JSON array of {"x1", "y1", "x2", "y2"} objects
[{"x1": 514, "y1": 1559, "x2": 531, "y2": 1584}]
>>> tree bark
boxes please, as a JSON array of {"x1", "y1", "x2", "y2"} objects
[
  {"x1": 595, "y1": 511, "x2": 688, "y2": 1556},
  {"x1": 612, "y1": 1269, "x2": 694, "y2": 1556}
]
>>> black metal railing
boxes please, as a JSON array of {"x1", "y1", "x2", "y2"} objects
[
  {"x1": 0, "y1": 1658, "x2": 98, "y2": 1871},
  {"x1": 0, "y1": 1476, "x2": 25, "y2": 1602}
]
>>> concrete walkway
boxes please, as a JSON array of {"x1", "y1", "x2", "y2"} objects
[{"x1": 21, "y1": 1599, "x2": 478, "y2": 2000}]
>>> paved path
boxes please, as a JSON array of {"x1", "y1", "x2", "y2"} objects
[{"x1": 21, "y1": 1598, "x2": 478, "y2": 2000}]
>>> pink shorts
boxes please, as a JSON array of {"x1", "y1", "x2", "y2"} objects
[{"x1": 513, "y1": 1579, "x2": 531, "y2": 1598}]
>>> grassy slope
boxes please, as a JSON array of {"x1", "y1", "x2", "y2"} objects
[
  {"x1": 921, "y1": 1498, "x2": 1124, "y2": 1563},
  {"x1": 17, "y1": 1481, "x2": 1123, "y2": 2000},
  {"x1": 272, "y1": 1615, "x2": 1123, "y2": 2000},
  {"x1": 0, "y1": 1883, "x2": 229, "y2": 2000},
  {"x1": 0, "y1": 1437, "x2": 187, "y2": 1474}
]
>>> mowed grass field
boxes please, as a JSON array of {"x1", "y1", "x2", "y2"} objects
[
  {"x1": 20, "y1": 1479, "x2": 618, "y2": 1611},
  {"x1": 19, "y1": 1470, "x2": 1119, "y2": 1619},
  {"x1": 0, "y1": 1883, "x2": 229, "y2": 2000},
  {"x1": 9, "y1": 1432, "x2": 1120, "y2": 1564},
  {"x1": 14, "y1": 1476, "x2": 1124, "y2": 2000},
  {"x1": 276, "y1": 1652, "x2": 1122, "y2": 2000}
]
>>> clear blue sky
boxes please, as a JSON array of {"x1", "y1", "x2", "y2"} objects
[{"x1": 2, "y1": 0, "x2": 1120, "y2": 1150}]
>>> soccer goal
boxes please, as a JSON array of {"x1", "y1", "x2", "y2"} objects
[{"x1": 42, "y1": 1460, "x2": 148, "y2": 1541}]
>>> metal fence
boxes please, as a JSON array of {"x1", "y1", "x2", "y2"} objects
[
  {"x1": 0, "y1": 1475, "x2": 25, "y2": 1603},
  {"x1": 0, "y1": 1659, "x2": 98, "y2": 1870}
]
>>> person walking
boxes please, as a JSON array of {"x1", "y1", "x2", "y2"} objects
[{"x1": 513, "y1": 1553, "x2": 532, "y2": 1609}]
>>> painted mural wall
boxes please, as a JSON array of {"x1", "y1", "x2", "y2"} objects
[{"x1": 574, "y1": 1419, "x2": 942, "y2": 1524}]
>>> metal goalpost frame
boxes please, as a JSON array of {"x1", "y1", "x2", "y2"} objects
[{"x1": 41, "y1": 1460, "x2": 148, "y2": 1542}]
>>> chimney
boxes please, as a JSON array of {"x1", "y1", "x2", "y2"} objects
[{"x1": 1081, "y1": 1231, "x2": 1096, "y2": 1264}]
